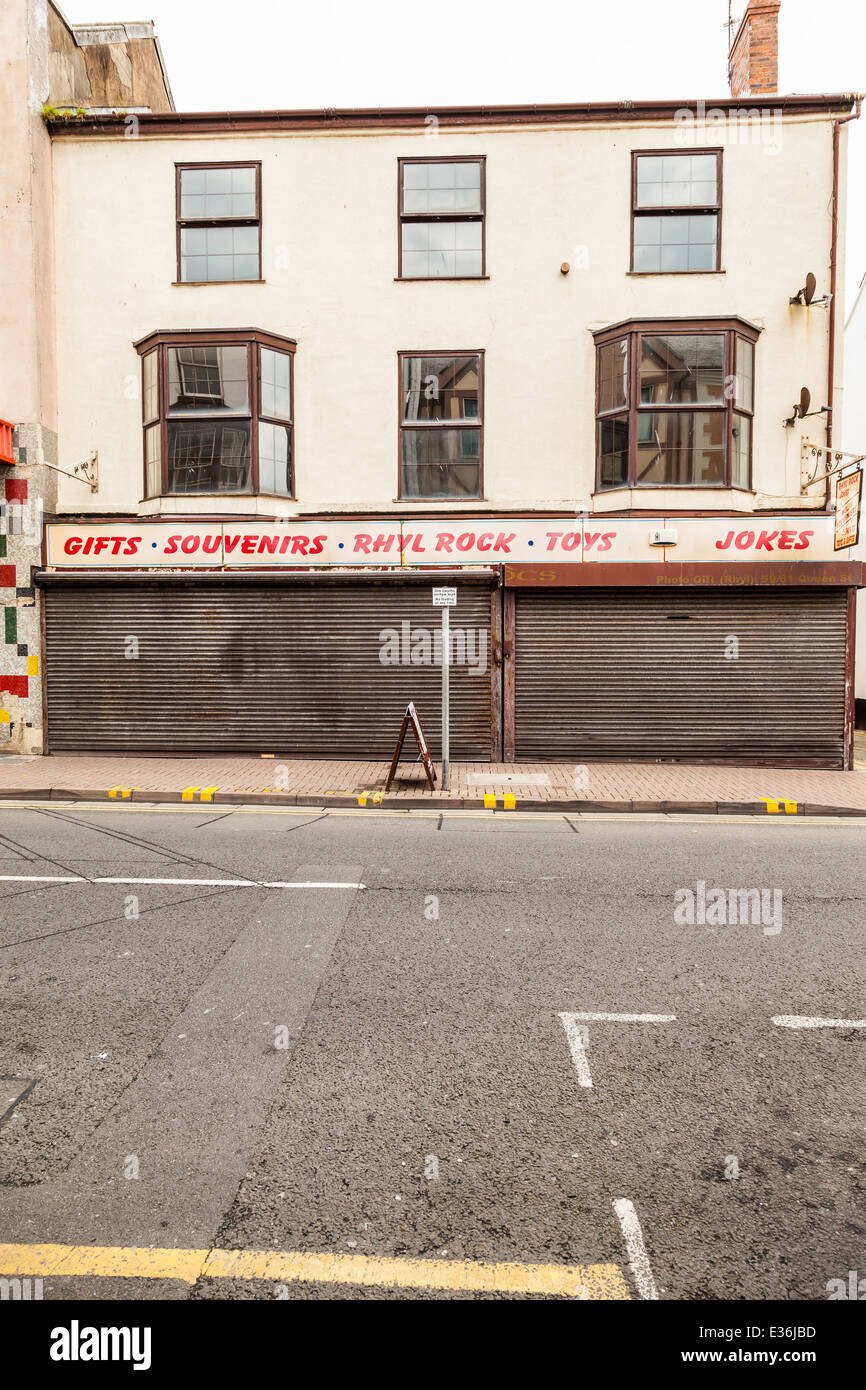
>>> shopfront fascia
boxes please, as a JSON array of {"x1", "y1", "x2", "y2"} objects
[{"x1": 39, "y1": 517, "x2": 863, "y2": 767}]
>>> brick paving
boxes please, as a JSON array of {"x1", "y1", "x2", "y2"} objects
[{"x1": 0, "y1": 747, "x2": 865, "y2": 811}]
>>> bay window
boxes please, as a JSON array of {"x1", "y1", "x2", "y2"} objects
[
  {"x1": 594, "y1": 318, "x2": 758, "y2": 491},
  {"x1": 135, "y1": 329, "x2": 295, "y2": 498}
]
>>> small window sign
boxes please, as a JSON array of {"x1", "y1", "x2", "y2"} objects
[{"x1": 432, "y1": 586, "x2": 457, "y2": 606}]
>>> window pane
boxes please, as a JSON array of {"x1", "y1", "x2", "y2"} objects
[
  {"x1": 401, "y1": 250, "x2": 429, "y2": 278},
  {"x1": 635, "y1": 410, "x2": 725, "y2": 485},
  {"x1": 597, "y1": 416, "x2": 629, "y2": 489},
  {"x1": 598, "y1": 338, "x2": 629, "y2": 412},
  {"x1": 401, "y1": 161, "x2": 482, "y2": 214},
  {"x1": 401, "y1": 220, "x2": 481, "y2": 277},
  {"x1": 735, "y1": 337, "x2": 754, "y2": 411},
  {"x1": 455, "y1": 248, "x2": 483, "y2": 275},
  {"x1": 168, "y1": 345, "x2": 249, "y2": 414},
  {"x1": 687, "y1": 241, "x2": 716, "y2": 272},
  {"x1": 401, "y1": 428, "x2": 481, "y2": 498},
  {"x1": 258, "y1": 421, "x2": 292, "y2": 496},
  {"x1": 732, "y1": 413, "x2": 751, "y2": 488},
  {"x1": 403, "y1": 355, "x2": 481, "y2": 421},
  {"x1": 636, "y1": 153, "x2": 717, "y2": 208},
  {"x1": 144, "y1": 422, "x2": 161, "y2": 497},
  {"x1": 142, "y1": 351, "x2": 159, "y2": 424},
  {"x1": 687, "y1": 214, "x2": 717, "y2": 244},
  {"x1": 180, "y1": 225, "x2": 260, "y2": 281},
  {"x1": 234, "y1": 225, "x2": 259, "y2": 254},
  {"x1": 633, "y1": 213, "x2": 717, "y2": 271},
  {"x1": 640, "y1": 334, "x2": 725, "y2": 404},
  {"x1": 260, "y1": 348, "x2": 292, "y2": 420},
  {"x1": 166, "y1": 420, "x2": 251, "y2": 493},
  {"x1": 180, "y1": 165, "x2": 256, "y2": 218},
  {"x1": 633, "y1": 242, "x2": 661, "y2": 272},
  {"x1": 429, "y1": 223, "x2": 455, "y2": 251}
]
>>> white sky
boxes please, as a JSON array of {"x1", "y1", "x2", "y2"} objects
[{"x1": 63, "y1": 0, "x2": 865, "y2": 310}]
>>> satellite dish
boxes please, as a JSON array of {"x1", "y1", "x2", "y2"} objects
[
  {"x1": 799, "y1": 386, "x2": 811, "y2": 417},
  {"x1": 804, "y1": 272, "x2": 817, "y2": 305}
]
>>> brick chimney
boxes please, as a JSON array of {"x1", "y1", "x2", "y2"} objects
[{"x1": 729, "y1": 1, "x2": 781, "y2": 97}]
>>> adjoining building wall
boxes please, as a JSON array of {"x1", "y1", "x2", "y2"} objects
[
  {"x1": 0, "y1": 0, "x2": 59, "y2": 753},
  {"x1": 842, "y1": 276, "x2": 866, "y2": 706},
  {"x1": 47, "y1": 6, "x2": 175, "y2": 112},
  {"x1": 0, "y1": 2, "x2": 173, "y2": 753}
]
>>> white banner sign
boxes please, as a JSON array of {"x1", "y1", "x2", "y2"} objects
[{"x1": 45, "y1": 516, "x2": 839, "y2": 569}]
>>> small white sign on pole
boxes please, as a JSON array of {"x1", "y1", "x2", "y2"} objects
[{"x1": 432, "y1": 586, "x2": 457, "y2": 607}]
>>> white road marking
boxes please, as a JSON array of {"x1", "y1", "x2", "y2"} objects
[
  {"x1": 558, "y1": 1013, "x2": 593, "y2": 1087},
  {"x1": 0, "y1": 874, "x2": 85, "y2": 882},
  {"x1": 565, "y1": 1012, "x2": 677, "y2": 1024},
  {"x1": 558, "y1": 1011, "x2": 676, "y2": 1089},
  {"x1": 772, "y1": 1015, "x2": 866, "y2": 1029},
  {"x1": 613, "y1": 1198, "x2": 658, "y2": 1301},
  {"x1": 0, "y1": 874, "x2": 365, "y2": 889}
]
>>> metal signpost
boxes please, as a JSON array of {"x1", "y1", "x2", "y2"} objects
[{"x1": 432, "y1": 587, "x2": 457, "y2": 791}]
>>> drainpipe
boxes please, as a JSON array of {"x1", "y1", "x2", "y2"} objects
[{"x1": 826, "y1": 98, "x2": 861, "y2": 506}]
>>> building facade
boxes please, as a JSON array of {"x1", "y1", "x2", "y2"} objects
[{"x1": 4, "y1": 1, "x2": 864, "y2": 766}]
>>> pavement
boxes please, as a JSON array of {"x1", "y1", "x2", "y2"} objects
[
  {"x1": 0, "y1": 804, "x2": 863, "y2": 1300},
  {"x1": 0, "y1": 737, "x2": 866, "y2": 815}
]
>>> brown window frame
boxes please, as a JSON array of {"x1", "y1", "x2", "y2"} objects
[
  {"x1": 593, "y1": 316, "x2": 759, "y2": 493},
  {"x1": 397, "y1": 156, "x2": 487, "y2": 281},
  {"x1": 175, "y1": 161, "x2": 263, "y2": 285},
  {"x1": 398, "y1": 349, "x2": 485, "y2": 501},
  {"x1": 630, "y1": 148, "x2": 723, "y2": 275},
  {"x1": 134, "y1": 327, "x2": 296, "y2": 500}
]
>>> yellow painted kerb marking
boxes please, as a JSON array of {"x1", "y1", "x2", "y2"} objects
[
  {"x1": 484, "y1": 794, "x2": 496, "y2": 809},
  {"x1": 760, "y1": 797, "x2": 798, "y2": 815},
  {"x1": 503, "y1": 793, "x2": 516, "y2": 810},
  {"x1": 181, "y1": 786, "x2": 200, "y2": 802},
  {"x1": 0, "y1": 1242, "x2": 629, "y2": 1298},
  {"x1": 357, "y1": 793, "x2": 368, "y2": 806},
  {"x1": 108, "y1": 787, "x2": 135, "y2": 800},
  {"x1": 200, "y1": 786, "x2": 218, "y2": 802}
]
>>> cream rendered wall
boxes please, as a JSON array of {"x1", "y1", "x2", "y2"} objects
[{"x1": 50, "y1": 114, "x2": 842, "y2": 518}]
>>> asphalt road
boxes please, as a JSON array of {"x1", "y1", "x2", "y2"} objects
[{"x1": 0, "y1": 804, "x2": 863, "y2": 1301}]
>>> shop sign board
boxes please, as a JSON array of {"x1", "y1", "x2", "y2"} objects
[{"x1": 45, "y1": 516, "x2": 840, "y2": 569}]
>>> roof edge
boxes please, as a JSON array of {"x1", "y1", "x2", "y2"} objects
[{"x1": 46, "y1": 93, "x2": 862, "y2": 136}]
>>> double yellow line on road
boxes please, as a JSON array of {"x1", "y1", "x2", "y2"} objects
[{"x1": 0, "y1": 1242, "x2": 628, "y2": 1298}]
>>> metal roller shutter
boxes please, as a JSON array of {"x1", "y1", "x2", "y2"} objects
[
  {"x1": 514, "y1": 587, "x2": 847, "y2": 764},
  {"x1": 43, "y1": 578, "x2": 494, "y2": 758}
]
